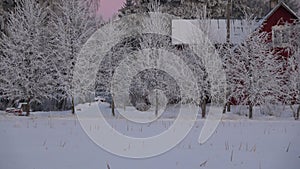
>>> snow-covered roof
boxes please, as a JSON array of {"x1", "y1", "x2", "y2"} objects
[
  {"x1": 17, "y1": 102, "x2": 27, "y2": 109},
  {"x1": 172, "y1": 19, "x2": 258, "y2": 45}
]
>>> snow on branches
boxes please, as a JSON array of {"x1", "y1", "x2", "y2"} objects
[
  {"x1": 281, "y1": 23, "x2": 300, "y2": 119},
  {"x1": 0, "y1": 0, "x2": 52, "y2": 110},
  {"x1": 0, "y1": 0, "x2": 102, "y2": 112},
  {"x1": 226, "y1": 30, "x2": 282, "y2": 119}
]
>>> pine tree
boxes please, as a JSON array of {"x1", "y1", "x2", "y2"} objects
[
  {"x1": 119, "y1": 0, "x2": 137, "y2": 18},
  {"x1": 231, "y1": 0, "x2": 300, "y2": 19},
  {"x1": 119, "y1": 0, "x2": 227, "y2": 19}
]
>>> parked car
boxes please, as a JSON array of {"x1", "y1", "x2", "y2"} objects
[
  {"x1": 94, "y1": 96, "x2": 106, "y2": 102},
  {"x1": 5, "y1": 102, "x2": 29, "y2": 116},
  {"x1": 95, "y1": 91, "x2": 112, "y2": 104},
  {"x1": 5, "y1": 107, "x2": 22, "y2": 116},
  {"x1": 5, "y1": 107, "x2": 17, "y2": 113}
]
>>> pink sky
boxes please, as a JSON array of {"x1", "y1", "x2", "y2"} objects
[{"x1": 99, "y1": 0, "x2": 125, "y2": 21}]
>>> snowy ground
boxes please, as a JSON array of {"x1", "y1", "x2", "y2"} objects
[{"x1": 0, "y1": 103, "x2": 300, "y2": 169}]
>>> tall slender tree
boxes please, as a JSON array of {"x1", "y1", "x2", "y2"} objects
[
  {"x1": 282, "y1": 23, "x2": 300, "y2": 120},
  {"x1": 49, "y1": 0, "x2": 101, "y2": 114}
]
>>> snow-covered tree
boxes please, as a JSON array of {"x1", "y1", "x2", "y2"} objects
[
  {"x1": 185, "y1": 7, "x2": 222, "y2": 118},
  {"x1": 0, "y1": 0, "x2": 53, "y2": 115},
  {"x1": 231, "y1": 0, "x2": 300, "y2": 19},
  {"x1": 224, "y1": 13, "x2": 285, "y2": 119},
  {"x1": 119, "y1": 0, "x2": 227, "y2": 19},
  {"x1": 78, "y1": 18, "x2": 129, "y2": 116},
  {"x1": 230, "y1": 0, "x2": 269, "y2": 19},
  {"x1": 119, "y1": 0, "x2": 137, "y2": 18},
  {"x1": 95, "y1": 2, "x2": 206, "y2": 117},
  {"x1": 49, "y1": 0, "x2": 101, "y2": 113},
  {"x1": 120, "y1": 0, "x2": 300, "y2": 19},
  {"x1": 116, "y1": 3, "x2": 217, "y2": 118},
  {"x1": 226, "y1": 29, "x2": 282, "y2": 119},
  {"x1": 285, "y1": 54, "x2": 300, "y2": 120},
  {"x1": 281, "y1": 23, "x2": 300, "y2": 120}
]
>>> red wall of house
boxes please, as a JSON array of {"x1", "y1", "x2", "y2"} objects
[
  {"x1": 261, "y1": 6, "x2": 298, "y2": 33},
  {"x1": 260, "y1": 5, "x2": 298, "y2": 58}
]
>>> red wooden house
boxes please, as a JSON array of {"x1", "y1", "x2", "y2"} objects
[
  {"x1": 258, "y1": 1, "x2": 299, "y2": 57},
  {"x1": 229, "y1": 1, "x2": 300, "y2": 106}
]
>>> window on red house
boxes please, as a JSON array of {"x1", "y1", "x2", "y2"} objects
[{"x1": 272, "y1": 25, "x2": 290, "y2": 47}]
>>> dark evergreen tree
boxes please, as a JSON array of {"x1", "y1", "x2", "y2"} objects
[
  {"x1": 119, "y1": 0, "x2": 299, "y2": 19},
  {"x1": 119, "y1": 0, "x2": 227, "y2": 19},
  {"x1": 119, "y1": 0, "x2": 137, "y2": 18}
]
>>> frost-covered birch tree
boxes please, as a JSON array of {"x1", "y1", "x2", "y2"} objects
[
  {"x1": 186, "y1": 7, "x2": 217, "y2": 118},
  {"x1": 282, "y1": 23, "x2": 300, "y2": 120},
  {"x1": 0, "y1": 0, "x2": 52, "y2": 115},
  {"x1": 227, "y1": 30, "x2": 281, "y2": 119},
  {"x1": 120, "y1": 3, "x2": 211, "y2": 118},
  {"x1": 49, "y1": 0, "x2": 101, "y2": 113},
  {"x1": 225, "y1": 13, "x2": 286, "y2": 119},
  {"x1": 97, "y1": 1, "x2": 207, "y2": 117},
  {"x1": 285, "y1": 54, "x2": 300, "y2": 120},
  {"x1": 93, "y1": 20, "x2": 129, "y2": 116}
]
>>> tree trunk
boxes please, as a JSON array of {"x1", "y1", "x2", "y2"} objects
[
  {"x1": 290, "y1": 104, "x2": 299, "y2": 120},
  {"x1": 227, "y1": 102, "x2": 231, "y2": 112},
  {"x1": 71, "y1": 96, "x2": 75, "y2": 114},
  {"x1": 201, "y1": 99, "x2": 207, "y2": 118},
  {"x1": 249, "y1": 103, "x2": 253, "y2": 119},
  {"x1": 223, "y1": 102, "x2": 230, "y2": 114},
  {"x1": 226, "y1": 0, "x2": 231, "y2": 43},
  {"x1": 57, "y1": 98, "x2": 65, "y2": 110},
  {"x1": 223, "y1": 103, "x2": 227, "y2": 114},
  {"x1": 25, "y1": 98, "x2": 31, "y2": 116},
  {"x1": 155, "y1": 91, "x2": 158, "y2": 117},
  {"x1": 111, "y1": 99, "x2": 115, "y2": 117},
  {"x1": 296, "y1": 105, "x2": 300, "y2": 120}
]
